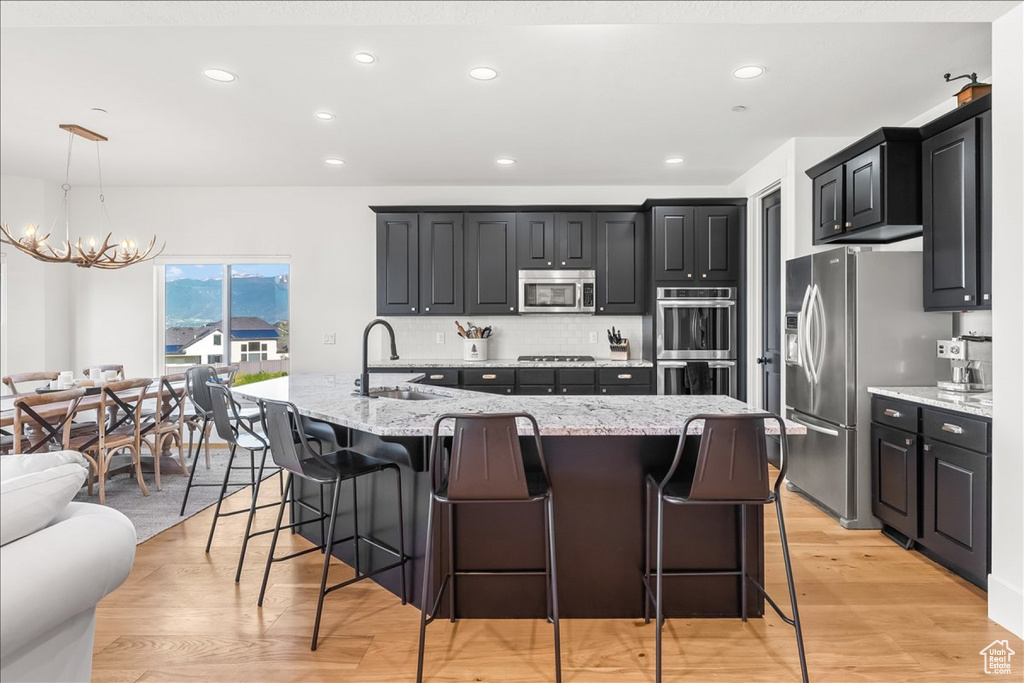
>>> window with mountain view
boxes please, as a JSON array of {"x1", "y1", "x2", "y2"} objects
[{"x1": 163, "y1": 263, "x2": 289, "y2": 384}]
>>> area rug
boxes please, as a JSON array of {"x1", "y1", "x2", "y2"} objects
[{"x1": 73, "y1": 447, "x2": 278, "y2": 543}]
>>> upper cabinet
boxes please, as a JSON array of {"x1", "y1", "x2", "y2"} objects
[
  {"x1": 595, "y1": 211, "x2": 645, "y2": 314},
  {"x1": 652, "y1": 204, "x2": 741, "y2": 283},
  {"x1": 419, "y1": 213, "x2": 464, "y2": 315},
  {"x1": 921, "y1": 96, "x2": 992, "y2": 311},
  {"x1": 466, "y1": 212, "x2": 518, "y2": 314},
  {"x1": 376, "y1": 213, "x2": 420, "y2": 315},
  {"x1": 806, "y1": 129, "x2": 922, "y2": 245},
  {"x1": 516, "y1": 211, "x2": 595, "y2": 269}
]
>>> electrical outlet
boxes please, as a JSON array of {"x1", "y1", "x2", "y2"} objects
[
  {"x1": 436, "y1": 332, "x2": 445, "y2": 344},
  {"x1": 323, "y1": 333, "x2": 336, "y2": 345},
  {"x1": 589, "y1": 331, "x2": 598, "y2": 343}
]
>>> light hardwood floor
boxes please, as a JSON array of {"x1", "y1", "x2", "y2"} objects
[{"x1": 92, "y1": 475, "x2": 1021, "y2": 682}]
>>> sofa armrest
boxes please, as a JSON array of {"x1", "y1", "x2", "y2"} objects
[{"x1": 0, "y1": 502, "x2": 136, "y2": 660}]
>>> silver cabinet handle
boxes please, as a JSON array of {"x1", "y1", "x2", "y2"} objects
[
  {"x1": 482, "y1": 374, "x2": 497, "y2": 380},
  {"x1": 884, "y1": 408, "x2": 902, "y2": 418},
  {"x1": 425, "y1": 307, "x2": 430, "y2": 311},
  {"x1": 618, "y1": 374, "x2": 632, "y2": 379},
  {"x1": 411, "y1": 307, "x2": 416, "y2": 311},
  {"x1": 510, "y1": 307, "x2": 515, "y2": 311},
  {"x1": 602, "y1": 388, "x2": 607, "y2": 393},
  {"x1": 905, "y1": 438, "x2": 914, "y2": 446},
  {"x1": 547, "y1": 261, "x2": 552, "y2": 265},
  {"x1": 561, "y1": 261, "x2": 566, "y2": 265},
  {"x1": 547, "y1": 388, "x2": 553, "y2": 393},
  {"x1": 429, "y1": 374, "x2": 444, "y2": 380},
  {"x1": 941, "y1": 423, "x2": 964, "y2": 435},
  {"x1": 924, "y1": 444, "x2": 932, "y2": 452},
  {"x1": 562, "y1": 388, "x2": 567, "y2": 393}
]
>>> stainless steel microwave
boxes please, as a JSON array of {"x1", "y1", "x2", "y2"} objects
[{"x1": 518, "y1": 269, "x2": 596, "y2": 314}]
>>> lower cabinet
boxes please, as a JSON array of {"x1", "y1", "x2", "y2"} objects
[
  {"x1": 870, "y1": 396, "x2": 991, "y2": 587},
  {"x1": 385, "y1": 366, "x2": 653, "y2": 396}
]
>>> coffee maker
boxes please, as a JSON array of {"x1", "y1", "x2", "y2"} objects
[{"x1": 936, "y1": 335, "x2": 992, "y2": 393}]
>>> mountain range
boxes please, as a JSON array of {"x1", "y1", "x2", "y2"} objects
[{"x1": 166, "y1": 276, "x2": 289, "y2": 327}]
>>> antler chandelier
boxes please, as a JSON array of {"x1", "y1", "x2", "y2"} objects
[{"x1": 0, "y1": 124, "x2": 164, "y2": 269}]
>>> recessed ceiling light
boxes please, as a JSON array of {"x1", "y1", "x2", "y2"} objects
[
  {"x1": 324, "y1": 158, "x2": 345, "y2": 166},
  {"x1": 665, "y1": 157, "x2": 685, "y2": 165},
  {"x1": 470, "y1": 67, "x2": 498, "y2": 81},
  {"x1": 733, "y1": 65, "x2": 765, "y2": 80},
  {"x1": 203, "y1": 68, "x2": 237, "y2": 83},
  {"x1": 731, "y1": 105, "x2": 748, "y2": 112},
  {"x1": 495, "y1": 157, "x2": 516, "y2": 166},
  {"x1": 353, "y1": 52, "x2": 376, "y2": 64},
  {"x1": 315, "y1": 111, "x2": 335, "y2": 121}
]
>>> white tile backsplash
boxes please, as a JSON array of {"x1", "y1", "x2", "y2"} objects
[{"x1": 381, "y1": 315, "x2": 645, "y2": 360}]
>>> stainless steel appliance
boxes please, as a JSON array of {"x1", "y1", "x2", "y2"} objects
[
  {"x1": 656, "y1": 287, "x2": 737, "y2": 359},
  {"x1": 657, "y1": 360, "x2": 737, "y2": 396},
  {"x1": 785, "y1": 247, "x2": 951, "y2": 529},
  {"x1": 936, "y1": 336, "x2": 992, "y2": 393},
  {"x1": 518, "y1": 269, "x2": 596, "y2": 314}
]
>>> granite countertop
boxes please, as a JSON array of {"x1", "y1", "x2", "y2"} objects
[
  {"x1": 233, "y1": 373, "x2": 804, "y2": 438},
  {"x1": 867, "y1": 386, "x2": 993, "y2": 419},
  {"x1": 369, "y1": 358, "x2": 654, "y2": 369}
]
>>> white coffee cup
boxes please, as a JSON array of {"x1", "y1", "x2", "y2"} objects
[{"x1": 103, "y1": 370, "x2": 117, "y2": 381}]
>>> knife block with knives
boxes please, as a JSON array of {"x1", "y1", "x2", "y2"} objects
[{"x1": 607, "y1": 326, "x2": 629, "y2": 360}]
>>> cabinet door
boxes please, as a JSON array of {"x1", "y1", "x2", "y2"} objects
[
  {"x1": 466, "y1": 212, "x2": 518, "y2": 315},
  {"x1": 516, "y1": 212, "x2": 556, "y2": 269},
  {"x1": 922, "y1": 439, "x2": 989, "y2": 582},
  {"x1": 870, "y1": 423, "x2": 919, "y2": 540},
  {"x1": 653, "y1": 206, "x2": 697, "y2": 282},
  {"x1": 922, "y1": 119, "x2": 978, "y2": 310},
  {"x1": 696, "y1": 206, "x2": 740, "y2": 282},
  {"x1": 376, "y1": 213, "x2": 419, "y2": 315},
  {"x1": 555, "y1": 212, "x2": 595, "y2": 269},
  {"x1": 978, "y1": 111, "x2": 992, "y2": 307},
  {"x1": 595, "y1": 212, "x2": 645, "y2": 314},
  {"x1": 845, "y1": 146, "x2": 883, "y2": 231},
  {"x1": 419, "y1": 213, "x2": 464, "y2": 315},
  {"x1": 812, "y1": 165, "x2": 844, "y2": 243}
]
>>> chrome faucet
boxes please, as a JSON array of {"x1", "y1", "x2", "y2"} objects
[{"x1": 359, "y1": 318, "x2": 400, "y2": 397}]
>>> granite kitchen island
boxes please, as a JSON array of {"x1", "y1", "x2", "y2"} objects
[{"x1": 235, "y1": 374, "x2": 803, "y2": 620}]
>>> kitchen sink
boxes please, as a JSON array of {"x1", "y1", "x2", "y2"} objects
[{"x1": 369, "y1": 389, "x2": 445, "y2": 401}]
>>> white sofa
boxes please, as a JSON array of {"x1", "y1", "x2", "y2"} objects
[{"x1": 0, "y1": 454, "x2": 136, "y2": 682}]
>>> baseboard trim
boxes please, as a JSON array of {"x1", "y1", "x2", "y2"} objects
[{"x1": 988, "y1": 574, "x2": 1024, "y2": 638}]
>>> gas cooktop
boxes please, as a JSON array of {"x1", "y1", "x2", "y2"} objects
[{"x1": 517, "y1": 355, "x2": 595, "y2": 362}]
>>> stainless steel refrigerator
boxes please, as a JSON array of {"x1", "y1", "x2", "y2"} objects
[{"x1": 784, "y1": 247, "x2": 950, "y2": 529}]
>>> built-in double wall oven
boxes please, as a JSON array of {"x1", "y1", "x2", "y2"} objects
[{"x1": 656, "y1": 287, "x2": 738, "y2": 396}]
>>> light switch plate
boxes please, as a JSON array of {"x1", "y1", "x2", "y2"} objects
[
  {"x1": 323, "y1": 333, "x2": 336, "y2": 345},
  {"x1": 436, "y1": 332, "x2": 445, "y2": 344},
  {"x1": 589, "y1": 331, "x2": 598, "y2": 343}
]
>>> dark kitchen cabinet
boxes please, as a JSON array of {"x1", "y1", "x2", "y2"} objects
[
  {"x1": 696, "y1": 206, "x2": 741, "y2": 282},
  {"x1": 516, "y1": 212, "x2": 556, "y2": 268},
  {"x1": 922, "y1": 438, "x2": 990, "y2": 583},
  {"x1": 556, "y1": 212, "x2": 595, "y2": 268},
  {"x1": 419, "y1": 213, "x2": 464, "y2": 315},
  {"x1": 595, "y1": 211, "x2": 645, "y2": 314},
  {"x1": 921, "y1": 97, "x2": 992, "y2": 311},
  {"x1": 376, "y1": 213, "x2": 419, "y2": 315},
  {"x1": 870, "y1": 423, "x2": 919, "y2": 541},
  {"x1": 806, "y1": 129, "x2": 921, "y2": 245},
  {"x1": 466, "y1": 212, "x2": 518, "y2": 315},
  {"x1": 652, "y1": 206, "x2": 697, "y2": 282}
]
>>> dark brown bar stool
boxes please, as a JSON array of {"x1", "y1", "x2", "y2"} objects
[
  {"x1": 642, "y1": 413, "x2": 808, "y2": 683},
  {"x1": 417, "y1": 412, "x2": 561, "y2": 683}
]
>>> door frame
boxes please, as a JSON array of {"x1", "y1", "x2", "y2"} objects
[{"x1": 746, "y1": 180, "x2": 783, "y2": 409}]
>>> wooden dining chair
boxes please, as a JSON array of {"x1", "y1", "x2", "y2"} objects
[
  {"x1": 141, "y1": 373, "x2": 189, "y2": 491},
  {"x1": 2, "y1": 371, "x2": 59, "y2": 395},
  {"x1": 69, "y1": 378, "x2": 153, "y2": 505},
  {"x1": 82, "y1": 364, "x2": 125, "y2": 380},
  {"x1": 3, "y1": 388, "x2": 87, "y2": 454}
]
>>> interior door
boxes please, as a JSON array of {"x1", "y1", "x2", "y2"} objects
[{"x1": 760, "y1": 190, "x2": 782, "y2": 463}]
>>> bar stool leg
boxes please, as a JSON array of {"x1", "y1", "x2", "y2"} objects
[
  {"x1": 644, "y1": 478, "x2": 652, "y2": 624},
  {"x1": 311, "y1": 479, "x2": 344, "y2": 651},
  {"x1": 235, "y1": 446, "x2": 269, "y2": 582},
  {"x1": 258, "y1": 473, "x2": 293, "y2": 607},
  {"x1": 655, "y1": 493, "x2": 665, "y2": 683},
  {"x1": 543, "y1": 497, "x2": 553, "y2": 623},
  {"x1": 393, "y1": 466, "x2": 408, "y2": 604},
  {"x1": 740, "y1": 503, "x2": 748, "y2": 622},
  {"x1": 205, "y1": 443, "x2": 238, "y2": 553},
  {"x1": 546, "y1": 494, "x2": 562, "y2": 683},
  {"x1": 179, "y1": 417, "x2": 207, "y2": 515},
  {"x1": 447, "y1": 504, "x2": 456, "y2": 622},
  {"x1": 776, "y1": 497, "x2": 809, "y2": 683},
  {"x1": 416, "y1": 497, "x2": 437, "y2": 683},
  {"x1": 352, "y1": 478, "x2": 361, "y2": 577}
]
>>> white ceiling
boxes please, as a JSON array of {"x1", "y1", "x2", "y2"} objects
[{"x1": 0, "y1": 1, "x2": 1006, "y2": 187}]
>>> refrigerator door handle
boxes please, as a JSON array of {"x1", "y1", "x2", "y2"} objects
[
  {"x1": 799, "y1": 285, "x2": 813, "y2": 383},
  {"x1": 789, "y1": 414, "x2": 841, "y2": 437},
  {"x1": 810, "y1": 283, "x2": 826, "y2": 385}
]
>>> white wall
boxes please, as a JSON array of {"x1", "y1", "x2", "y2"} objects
[
  {"x1": 989, "y1": 2, "x2": 1024, "y2": 639},
  {"x1": 0, "y1": 175, "x2": 73, "y2": 383},
  {"x1": 57, "y1": 184, "x2": 731, "y2": 377}
]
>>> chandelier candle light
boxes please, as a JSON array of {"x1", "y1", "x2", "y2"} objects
[{"x1": 0, "y1": 124, "x2": 164, "y2": 269}]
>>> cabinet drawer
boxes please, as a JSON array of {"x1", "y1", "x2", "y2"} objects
[
  {"x1": 598, "y1": 368, "x2": 651, "y2": 386},
  {"x1": 462, "y1": 384, "x2": 514, "y2": 395},
  {"x1": 462, "y1": 369, "x2": 515, "y2": 386},
  {"x1": 519, "y1": 385, "x2": 555, "y2": 395},
  {"x1": 518, "y1": 369, "x2": 556, "y2": 386},
  {"x1": 922, "y1": 408, "x2": 989, "y2": 453},
  {"x1": 599, "y1": 385, "x2": 651, "y2": 395},
  {"x1": 559, "y1": 385, "x2": 596, "y2": 395},
  {"x1": 558, "y1": 368, "x2": 596, "y2": 385},
  {"x1": 418, "y1": 369, "x2": 459, "y2": 386},
  {"x1": 871, "y1": 397, "x2": 918, "y2": 432}
]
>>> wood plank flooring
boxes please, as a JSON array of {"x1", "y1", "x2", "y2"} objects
[{"x1": 92, "y1": 476, "x2": 1021, "y2": 682}]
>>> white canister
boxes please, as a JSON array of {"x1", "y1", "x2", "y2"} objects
[
  {"x1": 103, "y1": 370, "x2": 118, "y2": 381},
  {"x1": 88, "y1": 367, "x2": 102, "y2": 381},
  {"x1": 463, "y1": 338, "x2": 489, "y2": 362}
]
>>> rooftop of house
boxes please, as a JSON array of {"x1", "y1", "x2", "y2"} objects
[{"x1": 165, "y1": 317, "x2": 281, "y2": 352}]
